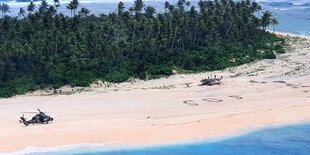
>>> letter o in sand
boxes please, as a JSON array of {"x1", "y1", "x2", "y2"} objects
[
  {"x1": 202, "y1": 98, "x2": 223, "y2": 103},
  {"x1": 183, "y1": 100, "x2": 199, "y2": 106}
]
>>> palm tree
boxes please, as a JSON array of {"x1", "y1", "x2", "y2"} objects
[
  {"x1": 53, "y1": 0, "x2": 60, "y2": 11},
  {"x1": 18, "y1": 7, "x2": 26, "y2": 19},
  {"x1": 176, "y1": 0, "x2": 186, "y2": 11},
  {"x1": 252, "y1": 2, "x2": 262, "y2": 17},
  {"x1": 78, "y1": 7, "x2": 90, "y2": 17},
  {"x1": 0, "y1": 3, "x2": 10, "y2": 18},
  {"x1": 117, "y1": 1, "x2": 125, "y2": 15},
  {"x1": 27, "y1": 2, "x2": 36, "y2": 14},
  {"x1": 144, "y1": 6, "x2": 155, "y2": 18},
  {"x1": 271, "y1": 18, "x2": 278, "y2": 34},
  {"x1": 164, "y1": 1, "x2": 170, "y2": 13},
  {"x1": 39, "y1": 0, "x2": 49, "y2": 13},
  {"x1": 185, "y1": 1, "x2": 191, "y2": 11},
  {"x1": 72, "y1": 0, "x2": 79, "y2": 16},
  {"x1": 66, "y1": 1, "x2": 74, "y2": 17},
  {"x1": 66, "y1": 0, "x2": 79, "y2": 17},
  {"x1": 261, "y1": 11, "x2": 272, "y2": 30},
  {"x1": 134, "y1": 0, "x2": 143, "y2": 14},
  {"x1": 47, "y1": 6, "x2": 57, "y2": 15}
]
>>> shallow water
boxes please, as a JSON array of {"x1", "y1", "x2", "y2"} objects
[
  {"x1": 1, "y1": 1, "x2": 309, "y2": 154},
  {"x1": 261, "y1": 0, "x2": 310, "y2": 36},
  {"x1": 75, "y1": 124, "x2": 310, "y2": 155},
  {"x1": 14, "y1": 123, "x2": 310, "y2": 155},
  {"x1": 2, "y1": 0, "x2": 310, "y2": 36}
]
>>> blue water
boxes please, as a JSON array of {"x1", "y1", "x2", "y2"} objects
[
  {"x1": 17, "y1": 123, "x2": 310, "y2": 155},
  {"x1": 74, "y1": 124, "x2": 310, "y2": 155},
  {"x1": 260, "y1": 0, "x2": 310, "y2": 36},
  {"x1": 0, "y1": 1, "x2": 309, "y2": 154},
  {"x1": 1, "y1": 0, "x2": 310, "y2": 36}
]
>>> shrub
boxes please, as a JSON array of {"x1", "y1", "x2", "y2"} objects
[
  {"x1": 274, "y1": 45, "x2": 285, "y2": 53},
  {"x1": 68, "y1": 71, "x2": 96, "y2": 87},
  {"x1": 105, "y1": 70, "x2": 129, "y2": 83},
  {"x1": 147, "y1": 65, "x2": 173, "y2": 76},
  {"x1": 263, "y1": 50, "x2": 276, "y2": 59}
]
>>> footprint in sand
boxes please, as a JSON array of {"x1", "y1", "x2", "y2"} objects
[
  {"x1": 228, "y1": 95, "x2": 243, "y2": 99},
  {"x1": 183, "y1": 100, "x2": 199, "y2": 106},
  {"x1": 202, "y1": 98, "x2": 223, "y2": 103}
]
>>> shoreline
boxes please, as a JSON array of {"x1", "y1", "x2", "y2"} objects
[
  {"x1": 3, "y1": 122, "x2": 310, "y2": 155},
  {"x1": 0, "y1": 32, "x2": 310, "y2": 153},
  {"x1": 274, "y1": 31, "x2": 310, "y2": 39}
]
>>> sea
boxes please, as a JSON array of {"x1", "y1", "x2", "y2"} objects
[
  {"x1": 2, "y1": 0, "x2": 310, "y2": 36},
  {"x1": 1, "y1": 0, "x2": 310, "y2": 154},
  {"x1": 7, "y1": 123, "x2": 310, "y2": 155}
]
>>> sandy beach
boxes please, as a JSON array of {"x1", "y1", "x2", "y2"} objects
[{"x1": 0, "y1": 33, "x2": 310, "y2": 153}]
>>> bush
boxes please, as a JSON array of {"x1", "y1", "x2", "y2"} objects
[
  {"x1": 262, "y1": 50, "x2": 276, "y2": 59},
  {"x1": 68, "y1": 71, "x2": 96, "y2": 87},
  {"x1": 105, "y1": 70, "x2": 129, "y2": 83},
  {"x1": 0, "y1": 76, "x2": 38, "y2": 98},
  {"x1": 0, "y1": 84, "x2": 15, "y2": 98},
  {"x1": 274, "y1": 45, "x2": 285, "y2": 53},
  {"x1": 147, "y1": 65, "x2": 173, "y2": 76}
]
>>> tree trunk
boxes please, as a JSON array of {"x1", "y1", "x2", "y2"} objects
[
  {"x1": 55, "y1": 39, "x2": 58, "y2": 57},
  {"x1": 169, "y1": 15, "x2": 172, "y2": 37},
  {"x1": 194, "y1": 25, "x2": 197, "y2": 44},
  {"x1": 181, "y1": 38, "x2": 185, "y2": 51},
  {"x1": 225, "y1": 23, "x2": 233, "y2": 38},
  {"x1": 28, "y1": 51, "x2": 30, "y2": 63},
  {"x1": 131, "y1": 25, "x2": 136, "y2": 52},
  {"x1": 170, "y1": 26, "x2": 178, "y2": 53}
]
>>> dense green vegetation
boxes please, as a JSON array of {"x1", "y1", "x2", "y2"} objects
[{"x1": 0, "y1": 0, "x2": 284, "y2": 97}]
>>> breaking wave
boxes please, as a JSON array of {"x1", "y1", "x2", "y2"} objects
[{"x1": 2, "y1": 123, "x2": 310, "y2": 155}]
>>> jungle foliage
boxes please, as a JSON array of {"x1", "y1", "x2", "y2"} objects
[{"x1": 0, "y1": 0, "x2": 284, "y2": 97}]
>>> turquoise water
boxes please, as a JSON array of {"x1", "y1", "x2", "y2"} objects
[
  {"x1": 260, "y1": 1, "x2": 310, "y2": 36},
  {"x1": 75, "y1": 124, "x2": 310, "y2": 155},
  {"x1": 2, "y1": 0, "x2": 310, "y2": 36},
  {"x1": 17, "y1": 123, "x2": 310, "y2": 155},
  {"x1": 1, "y1": 1, "x2": 309, "y2": 154}
]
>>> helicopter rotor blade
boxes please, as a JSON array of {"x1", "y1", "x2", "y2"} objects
[{"x1": 21, "y1": 111, "x2": 62, "y2": 113}]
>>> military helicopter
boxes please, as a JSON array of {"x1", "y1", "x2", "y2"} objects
[
  {"x1": 200, "y1": 75, "x2": 223, "y2": 86},
  {"x1": 19, "y1": 109, "x2": 54, "y2": 126}
]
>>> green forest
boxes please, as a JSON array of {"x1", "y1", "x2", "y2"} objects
[{"x1": 0, "y1": 0, "x2": 284, "y2": 97}]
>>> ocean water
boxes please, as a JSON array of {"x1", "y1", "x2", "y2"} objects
[
  {"x1": 259, "y1": 0, "x2": 310, "y2": 36},
  {"x1": 0, "y1": 1, "x2": 309, "y2": 154},
  {"x1": 9, "y1": 123, "x2": 310, "y2": 155},
  {"x1": 1, "y1": 0, "x2": 309, "y2": 36}
]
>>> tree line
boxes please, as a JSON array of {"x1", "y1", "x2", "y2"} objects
[{"x1": 0, "y1": 0, "x2": 284, "y2": 97}]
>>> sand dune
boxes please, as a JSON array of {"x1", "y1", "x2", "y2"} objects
[{"x1": 0, "y1": 33, "x2": 310, "y2": 153}]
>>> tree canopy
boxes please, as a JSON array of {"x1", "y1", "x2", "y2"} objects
[{"x1": 0, "y1": 0, "x2": 284, "y2": 97}]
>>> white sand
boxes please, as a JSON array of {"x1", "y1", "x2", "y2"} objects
[{"x1": 0, "y1": 33, "x2": 310, "y2": 153}]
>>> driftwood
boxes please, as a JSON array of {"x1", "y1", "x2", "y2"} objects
[
  {"x1": 185, "y1": 82, "x2": 192, "y2": 87},
  {"x1": 200, "y1": 75, "x2": 223, "y2": 86}
]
